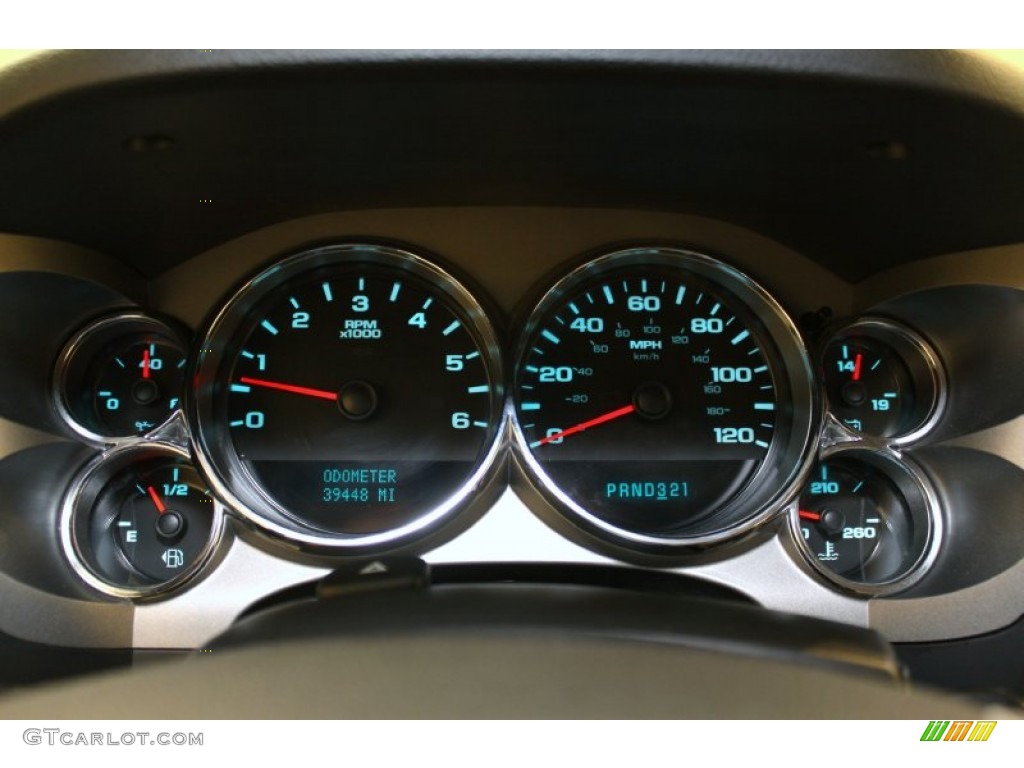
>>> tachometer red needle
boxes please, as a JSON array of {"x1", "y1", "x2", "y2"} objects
[
  {"x1": 799, "y1": 510, "x2": 821, "y2": 521},
  {"x1": 239, "y1": 376, "x2": 338, "y2": 401},
  {"x1": 852, "y1": 353, "x2": 863, "y2": 382},
  {"x1": 147, "y1": 485, "x2": 166, "y2": 514},
  {"x1": 536, "y1": 404, "x2": 636, "y2": 446},
  {"x1": 142, "y1": 348, "x2": 151, "y2": 379}
]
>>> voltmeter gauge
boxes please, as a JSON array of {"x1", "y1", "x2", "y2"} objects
[
  {"x1": 821, "y1": 319, "x2": 945, "y2": 444},
  {"x1": 55, "y1": 313, "x2": 188, "y2": 443},
  {"x1": 791, "y1": 450, "x2": 940, "y2": 594},
  {"x1": 61, "y1": 445, "x2": 223, "y2": 599}
]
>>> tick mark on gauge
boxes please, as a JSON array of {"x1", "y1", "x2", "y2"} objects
[
  {"x1": 261, "y1": 320, "x2": 279, "y2": 336},
  {"x1": 568, "y1": 302, "x2": 580, "y2": 315},
  {"x1": 467, "y1": 385, "x2": 489, "y2": 394},
  {"x1": 675, "y1": 286, "x2": 686, "y2": 305},
  {"x1": 754, "y1": 365, "x2": 768, "y2": 373},
  {"x1": 322, "y1": 283, "x2": 333, "y2": 302},
  {"x1": 465, "y1": 351, "x2": 480, "y2": 360},
  {"x1": 442, "y1": 320, "x2": 461, "y2": 336},
  {"x1": 603, "y1": 285, "x2": 614, "y2": 304},
  {"x1": 472, "y1": 421, "x2": 488, "y2": 428},
  {"x1": 541, "y1": 330, "x2": 560, "y2": 344},
  {"x1": 358, "y1": 277, "x2": 365, "y2": 292},
  {"x1": 747, "y1": 347, "x2": 761, "y2": 356},
  {"x1": 421, "y1": 298, "x2": 433, "y2": 310},
  {"x1": 390, "y1": 282, "x2": 401, "y2": 302},
  {"x1": 229, "y1": 419, "x2": 244, "y2": 427},
  {"x1": 754, "y1": 403, "x2": 775, "y2": 410},
  {"x1": 754, "y1": 439, "x2": 769, "y2": 448},
  {"x1": 730, "y1": 329, "x2": 750, "y2": 345},
  {"x1": 710, "y1": 302, "x2": 721, "y2": 315},
  {"x1": 230, "y1": 384, "x2": 251, "y2": 393},
  {"x1": 240, "y1": 350, "x2": 255, "y2": 359},
  {"x1": 521, "y1": 402, "x2": 541, "y2": 411},
  {"x1": 289, "y1": 297, "x2": 300, "y2": 309}
]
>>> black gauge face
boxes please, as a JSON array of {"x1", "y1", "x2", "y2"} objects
[
  {"x1": 512, "y1": 248, "x2": 817, "y2": 549},
  {"x1": 794, "y1": 455, "x2": 935, "y2": 590},
  {"x1": 191, "y1": 245, "x2": 505, "y2": 549},
  {"x1": 57, "y1": 315, "x2": 187, "y2": 441},
  {"x1": 63, "y1": 450, "x2": 221, "y2": 597},
  {"x1": 822, "y1": 337, "x2": 914, "y2": 437},
  {"x1": 821, "y1": 321, "x2": 944, "y2": 442}
]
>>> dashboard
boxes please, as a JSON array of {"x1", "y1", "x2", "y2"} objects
[{"x1": 0, "y1": 49, "x2": 1022, "y2": 713}]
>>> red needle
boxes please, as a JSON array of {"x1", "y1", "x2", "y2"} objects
[
  {"x1": 147, "y1": 485, "x2": 166, "y2": 514},
  {"x1": 852, "y1": 353, "x2": 863, "y2": 382},
  {"x1": 239, "y1": 376, "x2": 338, "y2": 401},
  {"x1": 142, "y1": 348, "x2": 151, "y2": 379},
  {"x1": 799, "y1": 510, "x2": 821, "y2": 521},
  {"x1": 537, "y1": 404, "x2": 636, "y2": 446}
]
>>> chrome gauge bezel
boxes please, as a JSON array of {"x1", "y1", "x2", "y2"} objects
[
  {"x1": 509, "y1": 246, "x2": 821, "y2": 559},
  {"x1": 821, "y1": 317, "x2": 947, "y2": 447},
  {"x1": 59, "y1": 443, "x2": 226, "y2": 601},
  {"x1": 787, "y1": 445, "x2": 943, "y2": 596},
  {"x1": 187, "y1": 243, "x2": 508, "y2": 555},
  {"x1": 53, "y1": 312, "x2": 188, "y2": 445}
]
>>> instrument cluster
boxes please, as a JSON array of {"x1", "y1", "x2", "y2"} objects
[{"x1": 47, "y1": 240, "x2": 959, "y2": 602}]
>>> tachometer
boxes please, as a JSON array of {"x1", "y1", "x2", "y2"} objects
[
  {"x1": 189, "y1": 244, "x2": 506, "y2": 553},
  {"x1": 511, "y1": 247, "x2": 818, "y2": 559}
]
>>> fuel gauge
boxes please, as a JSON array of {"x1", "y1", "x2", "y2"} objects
[{"x1": 61, "y1": 445, "x2": 223, "y2": 599}]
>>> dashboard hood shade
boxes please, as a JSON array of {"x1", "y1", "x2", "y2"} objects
[{"x1": 0, "y1": 49, "x2": 1021, "y2": 281}]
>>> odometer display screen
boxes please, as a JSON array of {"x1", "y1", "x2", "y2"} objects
[{"x1": 512, "y1": 248, "x2": 815, "y2": 548}]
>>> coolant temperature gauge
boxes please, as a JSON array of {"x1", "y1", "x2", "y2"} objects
[
  {"x1": 792, "y1": 451, "x2": 939, "y2": 594},
  {"x1": 61, "y1": 446, "x2": 223, "y2": 599}
]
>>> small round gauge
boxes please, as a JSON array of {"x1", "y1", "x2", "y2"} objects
[
  {"x1": 822, "y1": 319, "x2": 945, "y2": 443},
  {"x1": 189, "y1": 243, "x2": 506, "y2": 553},
  {"x1": 510, "y1": 246, "x2": 818, "y2": 557},
  {"x1": 61, "y1": 445, "x2": 223, "y2": 599},
  {"x1": 792, "y1": 450, "x2": 939, "y2": 593},
  {"x1": 55, "y1": 313, "x2": 188, "y2": 442}
]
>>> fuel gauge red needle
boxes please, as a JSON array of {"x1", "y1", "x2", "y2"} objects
[
  {"x1": 535, "y1": 404, "x2": 636, "y2": 447},
  {"x1": 799, "y1": 510, "x2": 821, "y2": 521},
  {"x1": 142, "y1": 348, "x2": 151, "y2": 379},
  {"x1": 146, "y1": 485, "x2": 166, "y2": 514},
  {"x1": 239, "y1": 376, "x2": 338, "y2": 401},
  {"x1": 852, "y1": 353, "x2": 863, "y2": 382}
]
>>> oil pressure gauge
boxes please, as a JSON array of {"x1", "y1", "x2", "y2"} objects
[{"x1": 55, "y1": 313, "x2": 188, "y2": 443}]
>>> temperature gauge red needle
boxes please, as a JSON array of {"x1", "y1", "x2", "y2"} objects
[
  {"x1": 798, "y1": 510, "x2": 821, "y2": 521},
  {"x1": 852, "y1": 353, "x2": 863, "y2": 382},
  {"x1": 533, "y1": 404, "x2": 636, "y2": 447},
  {"x1": 142, "y1": 348, "x2": 151, "y2": 379}
]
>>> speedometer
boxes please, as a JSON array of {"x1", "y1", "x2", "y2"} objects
[
  {"x1": 189, "y1": 244, "x2": 506, "y2": 554},
  {"x1": 511, "y1": 247, "x2": 818, "y2": 559}
]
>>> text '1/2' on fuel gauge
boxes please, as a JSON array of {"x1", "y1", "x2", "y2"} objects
[{"x1": 61, "y1": 445, "x2": 223, "y2": 599}]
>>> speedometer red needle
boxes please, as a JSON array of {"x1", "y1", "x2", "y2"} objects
[
  {"x1": 852, "y1": 353, "x2": 863, "y2": 381},
  {"x1": 536, "y1": 404, "x2": 636, "y2": 446},
  {"x1": 239, "y1": 376, "x2": 338, "y2": 401},
  {"x1": 147, "y1": 485, "x2": 166, "y2": 514},
  {"x1": 799, "y1": 510, "x2": 821, "y2": 521},
  {"x1": 142, "y1": 348, "x2": 151, "y2": 379}
]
